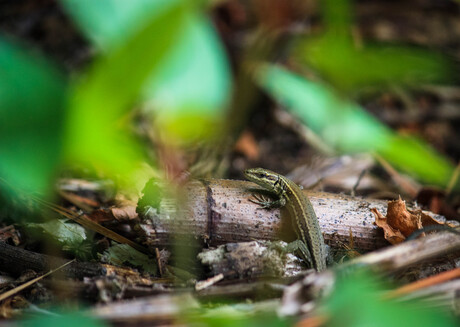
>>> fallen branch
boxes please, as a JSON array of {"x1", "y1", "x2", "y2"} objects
[{"x1": 138, "y1": 179, "x2": 453, "y2": 252}]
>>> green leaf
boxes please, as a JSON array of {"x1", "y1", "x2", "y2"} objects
[
  {"x1": 28, "y1": 219, "x2": 87, "y2": 245},
  {"x1": 255, "y1": 65, "x2": 455, "y2": 187},
  {"x1": 60, "y1": 0, "x2": 178, "y2": 51},
  {"x1": 294, "y1": 0, "x2": 452, "y2": 91},
  {"x1": 326, "y1": 271, "x2": 457, "y2": 327},
  {"x1": 295, "y1": 36, "x2": 453, "y2": 90},
  {"x1": 63, "y1": 2, "x2": 187, "y2": 182},
  {"x1": 143, "y1": 12, "x2": 231, "y2": 141},
  {"x1": 0, "y1": 38, "x2": 66, "y2": 196},
  {"x1": 22, "y1": 312, "x2": 107, "y2": 327},
  {"x1": 100, "y1": 243, "x2": 157, "y2": 274},
  {"x1": 61, "y1": 0, "x2": 231, "y2": 142}
]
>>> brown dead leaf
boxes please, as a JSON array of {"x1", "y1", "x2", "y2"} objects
[
  {"x1": 111, "y1": 206, "x2": 138, "y2": 221},
  {"x1": 89, "y1": 204, "x2": 138, "y2": 223},
  {"x1": 88, "y1": 198, "x2": 138, "y2": 223},
  {"x1": 371, "y1": 208, "x2": 405, "y2": 244},
  {"x1": 372, "y1": 197, "x2": 451, "y2": 244},
  {"x1": 386, "y1": 197, "x2": 422, "y2": 237}
]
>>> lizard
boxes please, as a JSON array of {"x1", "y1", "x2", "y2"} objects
[{"x1": 244, "y1": 168, "x2": 327, "y2": 271}]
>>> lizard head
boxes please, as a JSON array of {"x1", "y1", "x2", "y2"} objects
[{"x1": 244, "y1": 168, "x2": 283, "y2": 193}]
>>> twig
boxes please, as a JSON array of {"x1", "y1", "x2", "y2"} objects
[
  {"x1": 0, "y1": 259, "x2": 75, "y2": 302},
  {"x1": 385, "y1": 267, "x2": 460, "y2": 299}
]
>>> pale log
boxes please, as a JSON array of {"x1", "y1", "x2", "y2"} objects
[{"x1": 139, "y1": 179, "x2": 449, "y2": 252}]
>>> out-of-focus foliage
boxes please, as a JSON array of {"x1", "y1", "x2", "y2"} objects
[
  {"x1": 61, "y1": 0, "x2": 178, "y2": 50},
  {"x1": 325, "y1": 270, "x2": 456, "y2": 327},
  {"x1": 298, "y1": 38, "x2": 453, "y2": 91},
  {"x1": 186, "y1": 309, "x2": 292, "y2": 327},
  {"x1": 1, "y1": 0, "x2": 454, "y2": 208},
  {"x1": 63, "y1": 2, "x2": 187, "y2": 185},
  {"x1": 256, "y1": 65, "x2": 455, "y2": 186},
  {"x1": 100, "y1": 243, "x2": 157, "y2": 274},
  {"x1": 0, "y1": 39, "x2": 66, "y2": 197},
  {"x1": 255, "y1": 0, "x2": 455, "y2": 187},
  {"x1": 0, "y1": 0, "x2": 457, "y2": 323},
  {"x1": 0, "y1": 0, "x2": 232, "y2": 205},
  {"x1": 60, "y1": 0, "x2": 231, "y2": 142},
  {"x1": 294, "y1": 0, "x2": 453, "y2": 91},
  {"x1": 21, "y1": 312, "x2": 107, "y2": 327}
]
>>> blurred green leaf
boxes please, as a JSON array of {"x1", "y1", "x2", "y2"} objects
[
  {"x1": 256, "y1": 65, "x2": 455, "y2": 187},
  {"x1": 100, "y1": 243, "x2": 157, "y2": 274},
  {"x1": 322, "y1": 0, "x2": 353, "y2": 34},
  {"x1": 22, "y1": 312, "x2": 107, "y2": 327},
  {"x1": 0, "y1": 38, "x2": 66, "y2": 196},
  {"x1": 60, "y1": 0, "x2": 178, "y2": 51},
  {"x1": 63, "y1": 2, "x2": 187, "y2": 183},
  {"x1": 294, "y1": 0, "x2": 452, "y2": 90},
  {"x1": 186, "y1": 308, "x2": 292, "y2": 327},
  {"x1": 61, "y1": 0, "x2": 231, "y2": 142},
  {"x1": 326, "y1": 271, "x2": 456, "y2": 327},
  {"x1": 296, "y1": 37, "x2": 453, "y2": 91},
  {"x1": 144, "y1": 12, "x2": 231, "y2": 141}
]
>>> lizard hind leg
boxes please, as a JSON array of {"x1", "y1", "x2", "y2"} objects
[{"x1": 286, "y1": 239, "x2": 313, "y2": 269}]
